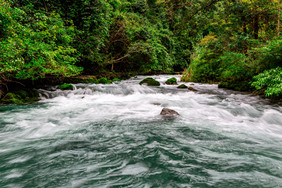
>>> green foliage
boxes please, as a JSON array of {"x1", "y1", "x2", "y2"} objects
[
  {"x1": 165, "y1": 77, "x2": 177, "y2": 85},
  {"x1": 0, "y1": 0, "x2": 281, "y2": 100},
  {"x1": 252, "y1": 67, "x2": 282, "y2": 97},
  {"x1": 217, "y1": 52, "x2": 252, "y2": 91},
  {"x1": 250, "y1": 39, "x2": 282, "y2": 73},
  {"x1": 132, "y1": 0, "x2": 149, "y2": 13},
  {"x1": 0, "y1": 11, "x2": 10, "y2": 39},
  {"x1": 219, "y1": 52, "x2": 251, "y2": 81},
  {"x1": 0, "y1": 1, "x2": 82, "y2": 80},
  {"x1": 181, "y1": 46, "x2": 220, "y2": 83},
  {"x1": 139, "y1": 77, "x2": 160, "y2": 86},
  {"x1": 103, "y1": 11, "x2": 177, "y2": 74}
]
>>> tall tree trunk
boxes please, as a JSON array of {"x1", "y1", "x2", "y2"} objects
[
  {"x1": 42, "y1": 0, "x2": 48, "y2": 13},
  {"x1": 242, "y1": 16, "x2": 247, "y2": 34},
  {"x1": 278, "y1": 0, "x2": 280, "y2": 37},
  {"x1": 253, "y1": 14, "x2": 259, "y2": 39}
]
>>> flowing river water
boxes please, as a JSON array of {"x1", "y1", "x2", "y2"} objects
[{"x1": 0, "y1": 75, "x2": 282, "y2": 188}]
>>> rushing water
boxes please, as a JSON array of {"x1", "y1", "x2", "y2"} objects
[{"x1": 0, "y1": 75, "x2": 282, "y2": 188}]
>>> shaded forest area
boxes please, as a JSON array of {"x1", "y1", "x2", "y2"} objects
[{"x1": 0, "y1": 0, "x2": 281, "y2": 99}]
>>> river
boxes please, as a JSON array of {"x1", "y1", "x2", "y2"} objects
[{"x1": 0, "y1": 75, "x2": 282, "y2": 187}]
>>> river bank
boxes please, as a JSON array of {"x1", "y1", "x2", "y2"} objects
[
  {"x1": 2, "y1": 72, "x2": 281, "y2": 105},
  {"x1": 1, "y1": 71, "x2": 187, "y2": 104}
]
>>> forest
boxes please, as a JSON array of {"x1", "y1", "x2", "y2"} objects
[
  {"x1": 1, "y1": 1, "x2": 282, "y2": 187},
  {"x1": 0, "y1": 0, "x2": 281, "y2": 100}
]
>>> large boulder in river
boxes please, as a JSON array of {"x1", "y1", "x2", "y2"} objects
[
  {"x1": 160, "y1": 108, "x2": 179, "y2": 117},
  {"x1": 139, "y1": 78, "x2": 160, "y2": 86},
  {"x1": 165, "y1": 77, "x2": 177, "y2": 85}
]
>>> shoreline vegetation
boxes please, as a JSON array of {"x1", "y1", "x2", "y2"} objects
[{"x1": 0, "y1": 0, "x2": 281, "y2": 103}]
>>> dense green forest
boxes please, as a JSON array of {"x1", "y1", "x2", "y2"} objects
[{"x1": 0, "y1": 0, "x2": 281, "y2": 99}]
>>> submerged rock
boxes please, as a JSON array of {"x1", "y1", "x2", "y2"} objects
[
  {"x1": 160, "y1": 108, "x2": 179, "y2": 117},
  {"x1": 58, "y1": 83, "x2": 74, "y2": 90},
  {"x1": 188, "y1": 87, "x2": 198, "y2": 91},
  {"x1": 139, "y1": 78, "x2": 160, "y2": 86},
  {"x1": 177, "y1": 84, "x2": 188, "y2": 89},
  {"x1": 165, "y1": 77, "x2": 177, "y2": 85}
]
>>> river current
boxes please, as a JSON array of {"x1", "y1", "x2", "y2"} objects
[{"x1": 0, "y1": 75, "x2": 282, "y2": 188}]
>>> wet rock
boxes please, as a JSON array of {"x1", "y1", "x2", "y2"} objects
[
  {"x1": 165, "y1": 77, "x2": 177, "y2": 85},
  {"x1": 177, "y1": 84, "x2": 188, "y2": 89},
  {"x1": 160, "y1": 108, "x2": 179, "y2": 116},
  {"x1": 139, "y1": 78, "x2": 160, "y2": 86},
  {"x1": 58, "y1": 83, "x2": 74, "y2": 90},
  {"x1": 152, "y1": 102, "x2": 161, "y2": 106},
  {"x1": 188, "y1": 87, "x2": 198, "y2": 91}
]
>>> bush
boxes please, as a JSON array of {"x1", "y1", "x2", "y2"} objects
[
  {"x1": 181, "y1": 47, "x2": 220, "y2": 83},
  {"x1": 252, "y1": 67, "x2": 282, "y2": 98},
  {"x1": 250, "y1": 39, "x2": 282, "y2": 73},
  {"x1": 0, "y1": 4, "x2": 82, "y2": 80},
  {"x1": 217, "y1": 52, "x2": 254, "y2": 91}
]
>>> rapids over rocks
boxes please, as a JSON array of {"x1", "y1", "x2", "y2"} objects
[{"x1": 0, "y1": 75, "x2": 282, "y2": 187}]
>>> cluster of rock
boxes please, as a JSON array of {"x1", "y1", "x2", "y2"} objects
[{"x1": 139, "y1": 77, "x2": 197, "y2": 91}]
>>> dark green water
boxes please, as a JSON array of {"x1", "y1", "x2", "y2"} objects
[{"x1": 0, "y1": 75, "x2": 282, "y2": 188}]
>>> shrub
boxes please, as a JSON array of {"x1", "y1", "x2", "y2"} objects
[
  {"x1": 250, "y1": 39, "x2": 282, "y2": 73},
  {"x1": 252, "y1": 67, "x2": 282, "y2": 98},
  {"x1": 181, "y1": 47, "x2": 220, "y2": 83}
]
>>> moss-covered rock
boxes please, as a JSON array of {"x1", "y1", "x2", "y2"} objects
[
  {"x1": 177, "y1": 84, "x2": 188, "y2": 89},
  {"x1": 1, "y1": 89, "x2": 39, "y2": 104},
  {"x1": 1, "y1": 93, "x2": 23, "y2": 104},
  {"x1": 139, "y1": 78, "x2": 160, "y2": 86},
  {"x1": 112, "y1": 78, "x2": 121, "y2": 82},
  {"x1": 58, "y1": 83, "x2": 74, "y2": 90},
  {"x1": 165, "y1": 77, "x2": 177, "y2": 85},
  {"x1": 64, "y1": 76, "x2": 98, "y2": 84},
  {"x1": 98, "y1": 77, "x2": 112, "y2": 84}
]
